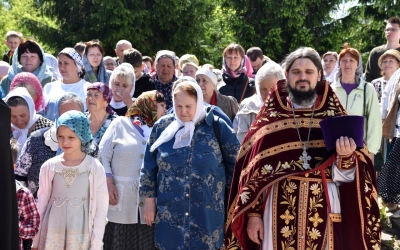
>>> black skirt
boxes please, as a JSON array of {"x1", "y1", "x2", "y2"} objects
[
  {"x1": 103, "y1": 221, "x2": 156, "y2": 250},
  {"x1": 378, "y1": 137, "x2": 400, "y2": 204}
]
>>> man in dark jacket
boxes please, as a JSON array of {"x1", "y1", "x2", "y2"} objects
[
  {"x1": 246, "y1": 47, "x2": 272, "y2": 74},
  {"x1": 122, "y1": 48, "x2": 155, "y2": 98},
  {"x1": 365, "y1": 17, "x2": 400, "y2": 82}
]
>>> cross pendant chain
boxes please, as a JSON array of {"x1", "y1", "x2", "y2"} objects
[
  {"x1": 291, "y1": 101, "x2": 316, "y2": 170},
  {"x1": 299, "y1": 147, "x2": 311, "y2": 169}
]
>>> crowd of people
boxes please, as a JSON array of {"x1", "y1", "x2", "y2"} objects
[{"x1": 2, "y1": 15, "x2": 400, "y2": 250}]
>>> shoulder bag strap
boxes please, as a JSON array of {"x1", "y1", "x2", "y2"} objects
[
  {"x1": 239, "y1": 78, "x2": 249, "y2": 103},
  {"x1": 363, "y1": 83, "x2": 368, "y2": 136}
]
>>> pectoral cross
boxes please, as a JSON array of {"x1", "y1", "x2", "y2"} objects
[{"x1": 299, "y1": 147, "x2": 311, "y2": 170}]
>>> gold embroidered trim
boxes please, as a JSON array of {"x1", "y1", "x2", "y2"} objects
[
  {"x1": 329, "y1": 213, "x2": 342, "y2": 222},
  {"x1": 52, "y1": 197, "x2": 87, "y2": 208},
  {"x1": 273, "y1": 183, "x2": 279, "y2": 250},
  {"x1": 288, "y1": 176, "x2": 333, "y2": 183},
  {"x1": 297, "y1": 180, "x2": 309, "y2": 249},
  {"x1": 247, "y1": 213, "x2": 262, "y2": 217},
  {"x1": 240, "y1": 140, "x2": 326, "y2": 178},
  {"x1": 355, "y1": 162, "x2": 369, "y2": 250},
  {"x1": 239, "y1": 119, "x2": 323, "y2": 160},
  {"x1": 55, "y1": 169, "x2": 91, "y2": 188}
]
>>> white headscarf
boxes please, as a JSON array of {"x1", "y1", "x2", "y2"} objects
[
  {"x1": 150, "y1": 80, "x2": 206, "y2": 151},
  {"x1": 195, "y1": 68, "x2": 218, "y2": 86},
  {"x1": 5, "y1": 87, "x2": 41, "y2": 150},
  {"x1": 323, "y1": 60, "x2": 339, "y2": 84},
  {"x1": 109, "y1": 63, "x2": 136, "y2": 109},
  {"x1": 386, "y1": 68, "x2": 400, "y2": 114}
]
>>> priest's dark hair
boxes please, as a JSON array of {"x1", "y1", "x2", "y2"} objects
[{"x1": 282, "y1": 47, "x2": 323, "y2": 75}]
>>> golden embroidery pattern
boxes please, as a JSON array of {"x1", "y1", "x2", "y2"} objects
[
  {"x1": 242, "y1": 118, "x2": 324, "y2": 159},
  {"x1": 363, "y1": 167, "x2": 381, "y2": 249},
  {"x1": 280, "y1": 179, "x2": 298, "y2": 249},
  {"x1": 55, "y1": 169, "x2": 91, "y2": 188},
  {"x1": 338, "y1": 153, "x2": 356, "y2": 170},
  {"x1": 240, "y1": 140, "x2": 326, "y2": 178},
  {"x1": 306, "y1": 182, "x2": 324, "y2": 249}
]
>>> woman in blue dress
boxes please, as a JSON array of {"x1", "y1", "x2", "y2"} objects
[{"x1": 140, "y1": 80, "x2": 240, "y2": 250}]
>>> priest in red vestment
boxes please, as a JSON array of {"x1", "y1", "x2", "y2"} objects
[{"x1": 224, "y1": 47, "x2": 380, "y2": 250}]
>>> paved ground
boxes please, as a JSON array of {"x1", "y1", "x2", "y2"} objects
[{"x1": 381, "y1": 199, "x2": 400, "y2": 249}]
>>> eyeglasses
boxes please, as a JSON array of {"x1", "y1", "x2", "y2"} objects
[
  {"x1": 86, "y1": 92, "x2": 103, "y2": 99},
  {"x1": 384, "y1": 28, "x2": 400, "y2": 33},
  {"x1": 104, "y1": 63, "x2": 116, "y2": 67}
]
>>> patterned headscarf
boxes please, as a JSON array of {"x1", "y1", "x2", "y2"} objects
[
  {"x1": 83, "y1": 52, "x2": 110, "y2": 85},
  {"x1": 58, "y1": 48, "x2": 83, "y2": 73},
  {"x1": 10, "y1": 72, "x2": 45, "y2": 111},
  {"x1": 56, "y1": 110, "x2": 94, "y2": 154},
  {"x1": 86, "y1": 82, "x2": 114, "y2": 114},
  {"x1": 222, "y1": 57, "x2": 247, "y2": 79},
  {"x1": 126, "y1": 90, "x2": 158, "y2": 127}
]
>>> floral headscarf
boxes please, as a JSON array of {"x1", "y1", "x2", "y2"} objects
[
  {"x1": 126, "y1": 90, "x2": 158, "y2": 127},
  {"x1": 86, "y1": 82, "x2": 114, "y2": 114},
  {"x1": 10, "y1": 72, "x2": 45, "y2": 111}
]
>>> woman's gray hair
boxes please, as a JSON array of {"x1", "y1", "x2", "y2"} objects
[
  {"x1": 255, "y1": 61, "x2": 285, "y2": 88},
  {"x1": 103, "y1": 56, "x2": 116, "y2": 63},
  {"x1": 58, "y1": 93, "x2": 84, "y2": 111},
  {"x1": 110, "y1": 63, "x2": 135, "y2": 86}
]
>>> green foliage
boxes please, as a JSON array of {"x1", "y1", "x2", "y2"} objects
[
  {"x1": 22, "y1": 0, "x2": 216, "y2": 59},
  {"x1": 2, "y1": 0, "x2": 400, "y2": 68},
  {"x1": 0, "y1": 0, "x2": 58, "y2": 54},
  {"x1": 343, "y1": 0, "x2": 400, "y2": 55},
  {"x1": 198, "y1": 5, "x2": 236, "y2": 68},
  {"x1": 223, "y1": 0, "x2": 346, "y2": 62},
  {"x1": 0, "y1": 4, "x2": 10, "y2": 54}
]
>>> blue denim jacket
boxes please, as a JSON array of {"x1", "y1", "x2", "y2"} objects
[{"x1": 140, "y1": 109, "x2": 240, "y2": 250}]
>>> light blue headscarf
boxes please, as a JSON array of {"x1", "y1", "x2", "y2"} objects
[
  {"x1": 8, "y1": 44, "x2": 54, "y2": 84},
  {"x1": 56, "y1": 110, "x2": 95, "y2": 154},
  {"x1": 51, "y1": 93, "x2": 84, "y2": 155}
]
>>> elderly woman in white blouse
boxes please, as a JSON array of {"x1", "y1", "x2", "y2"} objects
[
  {"x1": 233, "y1": 61, "x2": 285, "y2": 142},
  {"x1": 98, "y1": 90, "x2": 167, "y2": 250}
]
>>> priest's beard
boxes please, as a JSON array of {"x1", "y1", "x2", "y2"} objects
[{"x1": 287, "y1": 79, "x2": 321, "y2": 107}]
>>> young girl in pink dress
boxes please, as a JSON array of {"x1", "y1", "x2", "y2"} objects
[{"x1": 32, "y1": 110, "x2": 108, "y2": 250}]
